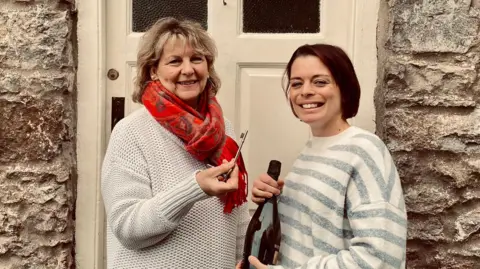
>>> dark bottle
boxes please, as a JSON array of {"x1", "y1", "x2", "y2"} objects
[{"x1": 242, "y1": 160, "x2": 282, "y2": 269}]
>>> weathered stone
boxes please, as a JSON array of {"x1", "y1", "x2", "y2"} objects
[
  {"x1": 407, "y1": 243, "x2": 480, "y2": 269},
  {"x1": 0, "y1": 6, "x2": 73, "y2": 69},
  {"x1": 0, "y1": 180, "x2": 68, "y2": 205},
  {"x1": 5, "y1": 171, "x2": 58, "y2": 183},
  {"x1": 0, "y1": 243, "x2": 74, "y2": 269},
  {"x1": 0, "y1": 209, "x2": 22, "y2": 236},
  {"x1": 388, "y1": 0, "x2": 480, "y2": 53},
  {"x1": 433, "y1": 156, "x2": 480, "y2": 188},
  {"x1": 384, "y1": 108, "x2": 480, "y2": 153},
  {"x1": 433, "y1": 254, "x2": 480, "y2": 269},
  {"x1": 406, "y1": 243, "x2": 442, "y2": 269},
  {"x1": 385, "y1": 59, "x2": 477, "y2": 107},
  {"x1": 0, "y1": 98, "x2": 70, "y2": 163},
  {"x1": 0, "y1": 201, "x2": 74, "y2": 267},
  {"x1": 408, "y1": 215, "x2": 446, "y2": 241},
  {"x1": 0, "y1": 0, "x2": 75, "y2": 268},
  {"x1": 455, "y1": 208, "x2": 480, "y2": 242},
  {"x1": 379, "y1": 0, "x2": 480, "y2": 267},
  {"x1": 474, "y1": 0, "x2": 480, "y2": 8},
  {"x1": 447, "y1": 234, "x2": 480, "y2": 260},
  {"x1": 26, "y1": 204, "x2": 70, "y2": 234},
  {"x1": 462, "y1": 187, "x2": 480, "y2": 201},
  {"x1": 393, "y1": 152, "x2": 480, "y2": 188},
  {"x1": 404, "y1": 180, "x2": 459, "y2": 214},
  {"x1": 0, "y1": 69, "x2": 74, "y2": 96}
]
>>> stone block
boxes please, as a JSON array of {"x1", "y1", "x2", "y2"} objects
[
  {"x1": 403, "y1": 180, "x2": 459, "y2": 214},
  {"x1": 0, "y1": 208, "x2": 22, "y2": 236},
  {"x1": 388, "y1": 0, "x2": 479, "y2": 53},
  {"x1": 384, "y1": 59, "x2": 477, "y2": 107},
  {"x1": 455, "y1": 208, "x2": 480, "y2": 242},
  {"x1": 0, "y1": 98, "x2": 70, "y2": 163},
  {"x1": 407, "y1": 243, "x2": 480, "y2": 269},
  {"x1": 0, "y1": 243, "x2": 73, "y2": 269},
  {"x1": 0, "y1": 6, "x2": 73, "y2": 69},
  {"x1": 384, "y1": 108, "x2": 480, "y2": 153},
  {"x1": 445, "y1": 234, "x2": 480, "y2": 263},
  {"x1": 0, "y1": 179, "x2": 68, "y2": 206},
  {"x1": 0, "y1": 69, "x2": 74, "y2": 96},
  {"x1": 0, "y1": 162, "x2": 74, "y2": 268},
  {"x1": 393, "y1": 152, "x2": 480, "y2": 188},
  {"x1": 408, "y1": 214, "x2": 446, "y2": 241},
  {"x1": 462, "y1": 187, "x2": 480, "y2": 201}
]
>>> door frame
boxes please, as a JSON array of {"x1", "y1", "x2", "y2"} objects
[
  {"x1": 76, "y1": 0, "x2": 107, "y2": 268},
  {"x1": 75, "y1": 0, "x2": 380, "y2": 268}
]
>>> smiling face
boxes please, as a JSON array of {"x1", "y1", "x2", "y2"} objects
[
  {"x1": 151, "y1": 38, "x2": 209, "y2": 107},
  {"x1": 288, "y1": 55, "x2": 349, "y2": 136}
]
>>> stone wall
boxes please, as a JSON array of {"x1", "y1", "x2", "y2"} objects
[
  {"x1": 377, "y1": 0, "x2": 480, "y2": 268},
  {"x1": 0, "y1": 0, "x2": 76, "y2": 268}
]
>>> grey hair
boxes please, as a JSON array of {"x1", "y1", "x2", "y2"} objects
[{"x1": 132, "y1": 17, "x2": 221, "y2": 103}]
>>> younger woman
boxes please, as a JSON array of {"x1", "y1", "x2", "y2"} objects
[{"x1": 247, "y1": 44, "x2": 407, "y2": 269}]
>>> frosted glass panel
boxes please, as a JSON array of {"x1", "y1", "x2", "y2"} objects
[
  {"x1": 243, "y1": 0, "x2": 320, "y2": 33},
  {"x1": 132, "y1": 0, "x2": 208, "y2": 32}
]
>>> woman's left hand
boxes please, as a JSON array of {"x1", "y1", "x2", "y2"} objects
[
  {"x1": 236, "y1": 256, "x2": 268, "y2": 269},
  {"x1": 249, "y1": 256, "x2": 268, "y2": 269}
]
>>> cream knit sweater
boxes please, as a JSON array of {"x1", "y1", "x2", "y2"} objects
[{"x1": 101, "y1": 107, "x2": 250, "y2": 269}]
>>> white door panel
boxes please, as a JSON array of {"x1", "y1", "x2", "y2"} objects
[{"x1": 238, "y1": 66, "x2": 310, "y2": 187}]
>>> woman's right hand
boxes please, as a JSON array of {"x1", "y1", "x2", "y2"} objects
[
  {"x1": 251, "y1": 173, "x2": 284, "y2": 204},
  {"x1": 196, "y1": 160, "x2": 239, "y2": 196}
]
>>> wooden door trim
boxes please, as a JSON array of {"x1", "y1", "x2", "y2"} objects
[
  {"x1": 76, "y1": 0, "x2": 107, "y2": 268},
  {"x1": 351, "y1": 0, "x2": 380, "y2": 132}
]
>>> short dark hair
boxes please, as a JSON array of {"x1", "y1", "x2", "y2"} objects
[{"x1": 282, "y1": 43, "x2": 361, "y2": 120}]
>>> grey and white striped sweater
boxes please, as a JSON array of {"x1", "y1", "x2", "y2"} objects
[{"x1": 270, "y1": 126, "x2": 407, "y2": 269}]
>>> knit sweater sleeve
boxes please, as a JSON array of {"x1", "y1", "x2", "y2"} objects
[
  {"x1": 101, "y1": 123, "x2": 209, "y2": 250},
  {"x1": 270, "y1": 138, "x2": 407, "y2": 269}
]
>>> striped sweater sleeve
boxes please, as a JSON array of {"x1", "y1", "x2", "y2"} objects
[{"x1": 271, "y1": 135, "x2": 407, "y2": 269}]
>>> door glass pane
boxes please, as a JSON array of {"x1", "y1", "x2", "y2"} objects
[
  {"x1": 132, "y1": 0, "x2": 208, "y2": 32},
  {"x1": 243, "y1": 0, "x2": 320, "y2": 33}
]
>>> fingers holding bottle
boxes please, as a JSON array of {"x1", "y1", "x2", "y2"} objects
[{"x1": 251, "y1": 173, "x2": 284, "y2": 204}]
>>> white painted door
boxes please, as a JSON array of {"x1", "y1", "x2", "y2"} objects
[
  {"x1": 105, "y1": 0, "x2": 374, "y2": 212},
  {"x1": 210, "y1": 1, "x2": 356, "y2": 210}
]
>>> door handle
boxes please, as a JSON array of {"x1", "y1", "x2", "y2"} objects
[
  {"x1": 107, "y1": 69, "x2": 119, "y2": 80},
  {"x1": 111, "y1": 97, "x2": 125, "y2": 131}
]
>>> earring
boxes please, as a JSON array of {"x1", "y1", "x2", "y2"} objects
[{"x1": 151, "y1": 75, "x2": 158, "y2": 81}]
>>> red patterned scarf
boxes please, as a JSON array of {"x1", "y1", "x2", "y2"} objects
[{"x1": 142, "y1": 80, "x2": 248, "y2": 213}]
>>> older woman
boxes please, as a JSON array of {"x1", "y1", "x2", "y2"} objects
[
  {"x1": 245, "y1": 44, "x2": 407, "y2": 269},
  {"x1": 101, "y1": 17, "x2": 250, "y2": 269}
]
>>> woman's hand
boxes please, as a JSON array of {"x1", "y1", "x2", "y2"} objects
[
  {"x1": 248, "y1": 256, "x2": 268, "y2": 269},
  {"x1": 251, "y1": 173, "x2": 284, "y2": 204},
  {"x1": 196, "y1": 160, "x2": 239, "y2": 196},
  {"x1": 235, "y1": 256, "x2": 268, "y2": 269}
]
